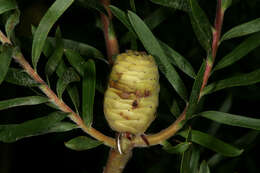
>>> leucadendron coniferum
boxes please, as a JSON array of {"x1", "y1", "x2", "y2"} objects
[{"x1": 104, "y1": 50, "x2": 160, "y2": 135}]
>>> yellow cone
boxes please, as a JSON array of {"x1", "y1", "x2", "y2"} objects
[{"x1": 104, "y1": 50, "x2": 160, "y2": 134}]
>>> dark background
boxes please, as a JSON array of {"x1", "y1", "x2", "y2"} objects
[{"x1": 0, "y1": 0, "x2": 260, "y2": 172}]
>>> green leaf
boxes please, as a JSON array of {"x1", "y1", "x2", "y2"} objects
[
  {"x1": 169, "y1": 99, "x2": 181, "y2": 118},
  {"x1": 178, "y1": 129, "x2": 243, "y2": 157},
  {"x1": 199, "y1": 161, "x2": 210, "y2": 173},
  {"x1": 47, "y1": 37, "x2": 106, "y2": 63},
  {"x1": 5, "y1": 9, "x2": 20, "y2": 39},
  {"x1": 189, "y1": 0, "x2": 212, "y2": 51},
  {"x1": 67, "y1": 85, "x2": 80, "y2": 112},
  {"x1": 65, "y1": 136, "x2": 102, "y2": 151},
  {"x1": 190, "y1": 147, "x2": 200, "y2": 173},
  {"x1": 128, "y1": 11, "x2": 188, "y2": 101},
  {"x1": 0, "y1": 44, "x2": 13, "y2": 85},
  {"x1": 159, "y1": 40, "x2": 196, "y2": 78},
  {"x1": 56, "y1": 68, "x2": 80, "y2": 98},
  {"x1": 82, "y1": 59, "x2": 96, "y2": 127},
  {"x1": 31, "y1": 0, "x2": 74, "y2": 69},
  {"x1": 0, "y1": 111, "x2": 68, "y2": 143},
  {"x1": 180, "y1": 144, "x2": 192, "y2": 173},
  {"x1": 109, "y1": 5, "x2": 135, "y2": 34},
  {"x1": 46, "y1": 122, "x2": 78, "y2": 133},
  {"x1": 144, "y1": 7, "x2": 170, "y2": 30},
  {"x1": 0, "y1": 0, "x2": 17, "y2": 15},
  {"x1": 221, "y1": 18, "x2": 260, "y2": 41},
  {"x1": 214, "y1": 32, "x2": 260, "y2": 71},
  {"x1": 45, "y1": 27, "x2": 64, "y2": 77},
  {"x1": 120, "y1": 7, "x2": 170, "y2": 45},
  {"x1": 202, "y1": 68, "x2": 260, "y2": 96},
  {"x1": 77, "y1": 0, "x2": 107, "y2": 15},
  {"x1": 199, "y1": 111, "x2": 260, "y2": 130},
  {"x1": 56, "y1": 60, "x2": 80, "y2": 112},
  {"x1": 186, "y1": 61, "x2": 206, "y2": 117},
  {"x1": 64, "y1": 49, "x2": 85, "y2": 76},
  {"x1": 0, "y1": 96, "x2": 49, "y2": 111},
  {"x1": 208, "y1": 130, "x2": 259, "y2": 167},
  {"x1": 162, "y1": 141, "x2": 191, "y2": 154},
  {"x1": 222, "y1": 0, "x2": 232, "y2": 12},
  {"x1": 150, "y1": 0, "x2": 190, "y2": 12},
  {"x1": 207, "y1": 95, "x2": 232, "y2": 136},
  {"x1": 4, "y1": 68, "x2": 39, "y2": 87}
]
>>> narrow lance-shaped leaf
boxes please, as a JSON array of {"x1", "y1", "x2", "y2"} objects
[
  {"x1": 186, "y1": 61, "x2": 206, "y2": 117},
  {"x1": 0, "y1": 0, "x2": 17, "y2": 15},
  {"x1": 162, "y1": 141, "x2": 191, "y2": 154},
  {"x1": 0, "y1": 96, "x2": 49, "y2": 111},
  {"x1": 208, "y1": 130, "x2": 259, "y2": 167},
  {"x1": 189, "y1": 0, "x2": 212, "y2": 51},
  {"x1": 221, "y1": 17, "x2": 260, "y2": 42},
  {"x1": 45, "y1": 27, "x2": 64, "y2": 77},
  {"x1": 130, "y1": 0, "x2": 136, "y2": 12},
  {"x1": 77, "y1": 0, "x2": 107, "y2": 15},
  {"x1": 56, "y1": 68, "x2": 80, "y2": 98},
  {"x1": 31, "y1": 25, "x2": 54, "y2": 58},
  {"x1": 180, "y1": 143, "x2": 192, "y2": 173},
  {"x1": 47, "y1": 37, "x2": 106, "y2": 63},
  {"x1": 207, "y1": 95, "x2": 232, "y2": 136},
  {"x1": 178, "y1": 129, "x2": 243, "y2": 157},
  {"x1": 47, "y1": 122, "x2": 78, "y2": 133},
  {"x1": 109, "y1": 5, "x2": 135, "y2": 34},
  {"x1": 0, "y1": 111, "x2": 68, "y2": 143},
  {"x1": 82, "y1": 60, "x2": 96, "y2": 127},
  {"x1": 199, "y1": 161, "x2": 211, "y2": 173},
  {"x1": 5, "y1": 9, "x2": 20, "y2": 39},
  {"x1": 150, "y1": 0, "x2": 190, "y2": 12},
  {"x1": 64, "y1": 49, "x2": 85, "y2": 76},
  {"x1": 180, "y1": 127, "x2": 192, "y2": 173},
  {"x1": 169, "y1": 99, "x2": 181, "y2": 118},
  {"x1": 4, "y1": 68, "x2": 39, "y2": 87},
  {"x1": 120, "y1": 7, "x2": 170, "y2": 45},
  {"x1": 202, "y1": 68, "x2": 260, "y2": 96},
  {"x1": 128, "y1": 11, "x2": 188, "y2": 101},
  {"x1": 190, "y1": 146, "x2": 200, "y2": 173},
  {"x1": 0, "y1": 44, "x2": 13, "y2": 85},
  {"x1": 65, "y1": 136, "x2": 102, "y2": 151},
  {"x1": 144, "y1": 7, "x2": 170, "y2": 30},
  {"x1": 199, "y1": 111, "x2": 260, "y2": 130},
  {"x1": 31, "y1": 0, "x2": 74, "y2": 69},
  {"x1": 214, "y1": 32, "x2": 260, "y2": 71},
  {"x1": 159, "y1": 40, "x2": 196, "y2": 79},
  {"x1": 56, "y1": 60, "x2": 80, "y2": 112}
]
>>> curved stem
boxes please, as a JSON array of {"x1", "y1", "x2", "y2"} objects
[{"x1": 134, "y1": 106, "x2": 187, "y2": 146}]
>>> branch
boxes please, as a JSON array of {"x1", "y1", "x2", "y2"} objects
[
  {"x1": 201, "y1": 0, "x2": 224, "y2": 92},
  {"x1": 100, "y1": 0, "x2": 119, "y2": 65},
  {"x1": 0, "y1": 30, "x2": 116, "y2": 148},
  {"x1": 104, "y1": 144, "x2": 133, "y2": 173}
]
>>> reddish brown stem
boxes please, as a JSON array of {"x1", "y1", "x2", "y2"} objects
[
  {"x1": 201, "y1": 0, "x2": 224, "y2": 92},
  {"x1": 212, "y1": 0, "x2": 224, "y2": 59},
  {"x1": 100, "y1": 0, "x2": 119, "y2": 65}
]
